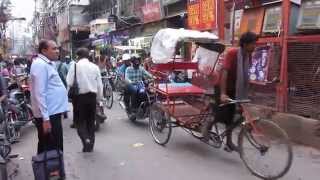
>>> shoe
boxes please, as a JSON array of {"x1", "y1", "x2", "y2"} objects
[
  {"x1": 224, "y1": 142, "x2": 239, "y2": 153},
  {"x1": 96, "y1": 114, "x2": 107, "y2": 122},
  {"x1": 82, "y1": 139, "x2": 91, "y2": 152},
  {"x1": 70, "y1": 124, "x2": 76, "y2": 128}
]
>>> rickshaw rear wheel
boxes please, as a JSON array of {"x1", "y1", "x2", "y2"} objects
[{"x1": 149, "y1": 103, "x2": 172, "y2": 145}]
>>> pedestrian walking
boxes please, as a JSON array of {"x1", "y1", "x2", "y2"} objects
[
  {"x1": 56, "y1": 58, "x2": 69, "y2": 119},
  {"x1": 60, "y1": 55, "x2": 77, "y2": 128},
  {"x1": 66, "y1": 47, "x2": 103, "y2": 152},
  {"x1": 55, "y1": 59, "x2": 68, "y2": 88},
  {"x1": 30, "y1": 39, "x2": 69, "y2": 154},
  {"x1": 65, "y1": 55, "x2": 75, "y2": 70}
]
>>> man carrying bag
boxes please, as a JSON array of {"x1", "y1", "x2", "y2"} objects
[{"x1": 30, "y1": 40, "x2": 68, "y2": 179}]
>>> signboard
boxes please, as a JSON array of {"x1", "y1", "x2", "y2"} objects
[
  {"x1": 234, "y1": 0, "x2": 301, "y2": 9},
  {"x1": 90, "y1": 19, "x2": 116, "y2": 36},
  {"x1": 142, "y1": 2, "x2": 162, "y2": 23},
  {"x1": 187, "y1": 0, "x2": 217, "y2": 30},
  {"x1": 260, "y1": 0, "x2": 301, "y2": 5},
  {"x1": 249, "y1": 46, "x2": 270, "y2": 84},
  {"x1": 57, "y1": 9, "x2": 69, "y2": 42},
  {"x1": 70, "y1": 5, "x2": 90, "y2": 26},
  {"x1": 234, "y1": 10, "x2": 243, "y2": 40},
  {"x1": 240, "y1": 7, "x2": 265, "y2": 35}
]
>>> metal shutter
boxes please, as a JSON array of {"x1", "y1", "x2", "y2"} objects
[{"x1": 288, "y1": 42, "x2": 320, "y2": 119}]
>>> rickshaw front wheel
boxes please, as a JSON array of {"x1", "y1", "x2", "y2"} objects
[{"x1": 149, "y1": 103, "x2": 172, "y2": 145}]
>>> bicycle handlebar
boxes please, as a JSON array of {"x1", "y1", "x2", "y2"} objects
[{"x1": 219, "y1": 99, "x2": 251, "y2": 107}]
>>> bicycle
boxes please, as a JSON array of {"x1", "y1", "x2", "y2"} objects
[
  {"x1": 101, "y1": 73, "x2": 114, "y2": 109},
  {"x1": 0, "y1": 106, "x2": 19, "y2": 180},
  {"x1": 149, "y1": 98, "x2": 293, "y2": 180}
]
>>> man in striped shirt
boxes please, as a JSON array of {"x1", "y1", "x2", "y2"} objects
[{"x1": 124, "y1": 55, "x2": 153, "y2": 112}]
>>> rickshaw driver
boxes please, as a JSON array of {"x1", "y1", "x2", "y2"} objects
[
  {"x1": 124, "y1": 54, "x2": 154, "y2": 113},
  {"x1": 202, "y1": 32, "x2": 258, "y2": 152}
]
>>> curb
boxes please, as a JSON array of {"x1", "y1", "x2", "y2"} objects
[{"x1": 246, "y1": 104, "x2": 320, "y2": 150}]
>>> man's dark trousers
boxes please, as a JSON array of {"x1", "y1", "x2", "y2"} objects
[
  {"x1": 76, "y1": 92, "x2": 96, "y2": 151},
  {"x1": 72, "y1": 97, "x2": 79, "y2": 126},
  {"x1": 35, "y1": 114, "x2": 63, "y2": 154}
]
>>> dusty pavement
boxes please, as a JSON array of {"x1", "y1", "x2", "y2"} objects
[{"x1": 7, "y1": 101, "x2": 320, "y2": 180}]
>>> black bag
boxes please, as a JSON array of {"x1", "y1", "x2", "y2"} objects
[
  {"x1": 32, "y1": 136, "x2": 65, "y2": 180},
  {"x1": 68, "y1": 63, "x2": 79, "y2": 100}
]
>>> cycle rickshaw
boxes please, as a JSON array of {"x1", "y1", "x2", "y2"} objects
[{"x1": 148, "y1": 28, "x2": 293, "y2": 180}]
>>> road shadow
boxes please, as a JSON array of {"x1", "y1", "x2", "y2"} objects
[
  {"x1": 123, "y1": 118, "x2": 149, "y2": 129},
  {"x1": 169, "y1": 134, "x2": 242, "y2": 167}
]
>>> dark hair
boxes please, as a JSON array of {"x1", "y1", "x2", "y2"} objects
[
  {"x1": 131, "y1": 56, "x2": 141, "y2": 63},
  {"x1": 76, "y1": 48, "x2": 89, "y2": 59},
  {"x1": 38, "y1": 39, "x2": 49, "y2": 53},
  {"x1": 239, "y1": 32, "x2": 258, "y2": 47},
  {"x1": 100, "y1": 49, "x2": 108, "y2": 56}
]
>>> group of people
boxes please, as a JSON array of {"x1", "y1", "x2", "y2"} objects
[
  {"x1": 29, "y1": 30, "x2": 258, "y2": 160},
  {"x1": 30, "y1": 40, "x2": 103, "y2": 153}
]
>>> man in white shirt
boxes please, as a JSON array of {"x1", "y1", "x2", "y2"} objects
[{"x1": 66, "y1": 48, "x2": 103, "y2": 152}]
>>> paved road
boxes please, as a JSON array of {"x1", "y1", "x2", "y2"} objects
[{"x1": 9, "y1": 100, "x2": 320, "y2": 180}]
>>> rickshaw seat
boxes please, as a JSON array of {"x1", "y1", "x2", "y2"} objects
[{"x1": 204, "y1": 89, "x2": 215, "y2": 96}]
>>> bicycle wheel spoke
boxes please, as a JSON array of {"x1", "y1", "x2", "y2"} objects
[
  {"x1": 239, "y1": 119, "x2": 293, "y2": 179},
  {"x1": 149, "y1": 103, "x2": 172, "y2": 145}
]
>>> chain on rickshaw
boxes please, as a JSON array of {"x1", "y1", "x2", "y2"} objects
[{"x1": 147, "y1": 28, "x2": 293, "y2": 180}]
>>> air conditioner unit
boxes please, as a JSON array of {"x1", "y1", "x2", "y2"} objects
[
  {"x1": 263, "y1": 6, "x2": 282, "y2": 33},
  {"x1": 297, "y1": 0, "x2": 320, "y2": 30}
]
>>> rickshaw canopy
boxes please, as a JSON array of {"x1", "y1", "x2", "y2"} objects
[{"x1": 151, "y1": 28, "x2": 223, "y2": 64}]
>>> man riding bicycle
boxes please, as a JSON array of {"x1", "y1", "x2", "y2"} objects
[
  {"x1": 201, "y1": 32, "x2": 258, "y2": 152},
  {"x1": 124, "y1": 54, "x2": 153, "y2": 113}
]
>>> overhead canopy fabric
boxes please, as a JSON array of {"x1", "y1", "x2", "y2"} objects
[{"x1": 150, "y1": 28, "x2": 220, "y2": 64}]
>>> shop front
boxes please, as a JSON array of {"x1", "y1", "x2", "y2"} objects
[{"x1": 217, "y1": 0, "x2": 320, "y2": 118}]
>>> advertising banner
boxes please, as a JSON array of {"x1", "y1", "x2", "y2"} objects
[
  {"x1": 187, "y1": 0, "x2": 217, "y2": 30},
  {"x1": 142, "y1": 2, "x2": 162, "y2": 23}
]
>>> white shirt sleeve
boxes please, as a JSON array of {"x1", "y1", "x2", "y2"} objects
[
  {"x1": 96, "y1": 66, "x2": 103, "y2": 100},
  {"x1": 66, "y1": 63, "x2": 75, "y2": 89}
]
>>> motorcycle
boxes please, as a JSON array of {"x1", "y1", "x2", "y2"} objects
[
  {"x1": 6, "y1": 78, "x2": 34, "y2": 142},
  {"x1": 119, "y1": 80, "x2": 155, "y2": 122}
]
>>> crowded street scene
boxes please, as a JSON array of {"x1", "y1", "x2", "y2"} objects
[{"x1": 0, "y1": 0, "x2": 319, "y2": 179}]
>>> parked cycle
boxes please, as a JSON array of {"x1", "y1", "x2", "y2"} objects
[
  {"x1": 0, "y1": 106, "x2": 19, "y2": 180},
  {"x1": 101, "y1": 72, "x2": 113, "y2": 109}
]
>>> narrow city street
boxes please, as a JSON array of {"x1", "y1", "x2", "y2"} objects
[{"x1": 9, "y1": 100, "x2": 320, "y2": 180}]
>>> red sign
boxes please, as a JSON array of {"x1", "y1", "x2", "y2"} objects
[
  {"x1": 142, "y1": 2, "x2": 162, "y2": 23},
  {"x1": 187, "y1": 0, "x2": 217, "y2": 30}
]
